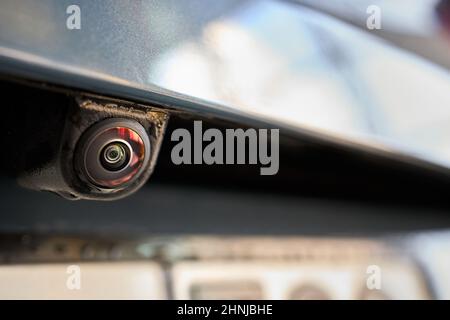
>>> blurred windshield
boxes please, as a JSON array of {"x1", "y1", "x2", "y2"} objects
[{"x1": 150, "y1": 0, "x2": 450, "y2": 167}]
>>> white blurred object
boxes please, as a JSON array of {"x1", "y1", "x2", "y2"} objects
[
  {"x1": 0, "y1": 262, "x2": 166, "y2": 300},
  {"x1": 172, "y1": 260, "x2": 429, "y2": 299},
  {"x1": 411, "y1": 232, "x2": 450, "y2": 299}
]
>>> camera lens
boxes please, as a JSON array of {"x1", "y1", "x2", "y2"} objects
[
  {"x1": 76, "y1": 118, "x2": 151, "y2": 189},
  {"x1": 100, "y1": 141, "x2": 130, "y2": 171}
]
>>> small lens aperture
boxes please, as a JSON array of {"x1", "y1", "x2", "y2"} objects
[{"x1": 100, "y1": 141, "x2": 130, "y2": 171}]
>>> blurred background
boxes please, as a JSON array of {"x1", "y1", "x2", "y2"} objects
[{"x1": 0, "y1": 0, "x2": 450, "y2": 299}]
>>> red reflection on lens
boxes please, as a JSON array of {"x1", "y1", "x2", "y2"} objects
[{"x1": 97, "y1": 126, "x2": 146, "y2": 187}]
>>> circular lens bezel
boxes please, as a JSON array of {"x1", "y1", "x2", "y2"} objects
[
  {"x1": 99, "y1": 140, "x2": 131, "y2": 172},
  {"x1": 76, "y1": 118, "x2": 151, "y2": 190}
]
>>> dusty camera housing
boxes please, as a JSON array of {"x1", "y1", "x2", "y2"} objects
[{"x1": 18, "y1": 95, "x2": 169, "y2": 201}]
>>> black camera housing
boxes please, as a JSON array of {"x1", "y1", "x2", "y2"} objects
[{"x1": 6, "y1": 85, "x2": 169, "y2": 201}]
